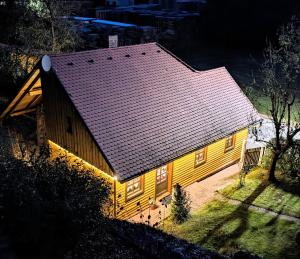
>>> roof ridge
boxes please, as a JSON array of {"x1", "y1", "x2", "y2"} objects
[
  {"x1": 49, "y1": 43, "x2": 227, "y2": 76},
  {"x1": 155, "y1": 43, "x2": 197, "y2": 72},
  {"x1": 50, "y1": 42, "x2": 157, "y2": 58},
  {"x1": 155, "y1": 43, "x2": 227, "y2": 74}
]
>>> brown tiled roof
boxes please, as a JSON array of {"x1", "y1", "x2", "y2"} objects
[{"x1": 50, "y1": 43, "x2": 258, "y2": 181}]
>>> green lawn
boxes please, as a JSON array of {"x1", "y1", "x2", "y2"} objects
[
  {"x1": 250, "y1": 94, "x2": 272, "y2": 115},
  {"x1": 249, "y1": 90, "x2": 300, "y2": 117},
  {"x1": 220, "y1": 168, "x2": 300, "y2": 218},
  {"x1": 162, "y1": 200, "x2": 300, "y2": 259}
]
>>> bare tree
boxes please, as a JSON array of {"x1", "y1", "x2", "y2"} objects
[
  {"x1": 23, "y1": 0, "x2": 82, "y2": 53},
  {"x1": 254, "y1": 19, "x2": 300, "y2": 182},
  {"x1": 0, "y1": 0, "x2": 82, "y2": 94}
]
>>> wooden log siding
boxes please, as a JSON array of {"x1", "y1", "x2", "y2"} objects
[
  {"x1": 47, "y1": 128, "x2": 247, "y2": 220},
  {"x1": 42, "y1": 72, "x2": 114, "y2": 177},
  {"x1": 172, "y1": 129, "x2": 248, "y2": 188},
  {"x1": 115, "y1": 169, "x2": 157, "y2": 219},
  {"x1": 115, "y1": 128, "x2": 248, "y2": 219}
]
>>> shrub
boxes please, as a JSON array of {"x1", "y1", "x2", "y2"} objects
[
  {"x1": 296, "y1": 232, "x2": 300, "y2": 246},
  {"x1": 0, "y1": 148, "x2": 111, "y2": 258},
  {"x1": 278, "y1": 143, "x2": 300, "y2": 177},
  {"x1": 170, "y1": 183, "x2": 191, "y2": 224},
  {"x1": 261, "y1": 141, "x2": 300, "y2": 176}
]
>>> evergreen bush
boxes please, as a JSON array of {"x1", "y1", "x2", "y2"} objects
[{"x1": 170, "y1": 183, "x2": 191, "y2": 224}]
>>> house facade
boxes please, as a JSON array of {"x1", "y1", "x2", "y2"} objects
[{"x1": 0, "y1": 43, "x2": 258, "y2": 219}]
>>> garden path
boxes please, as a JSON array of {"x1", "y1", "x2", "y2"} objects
[{"x1": 215, "y1": 192, "x2": 300, "y2": 223}]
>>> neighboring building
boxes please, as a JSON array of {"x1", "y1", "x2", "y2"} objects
[
  {"x1": 105, "y1": 0, "x2": 134, "y2": 7},
  {"x1": 69, "y1": 16, "x2": 153, "y2": 48},
  {"x1": 94, "y1": 6, "x2": 200, "y2": 49},
  {"x1": 0, "y1": 43, "x2": 259, "y2": 219}
]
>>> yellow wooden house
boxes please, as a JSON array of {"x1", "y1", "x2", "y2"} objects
[{"x1": 0, "y1": 43, "x2": 258, "y2": 219}]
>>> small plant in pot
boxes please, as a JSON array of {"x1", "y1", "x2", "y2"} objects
[{"x1": 149, "y1": 198, "x2": 158, "y2": 210}]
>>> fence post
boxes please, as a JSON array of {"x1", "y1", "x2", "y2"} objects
[{"x1": 258, "y1": 146, "x2": 265, "y2": 165}]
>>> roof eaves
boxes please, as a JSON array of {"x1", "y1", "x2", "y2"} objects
[
  {"x1": 118, "y1": 124, "x2": 252, "y2": 183},
  {"x1": 0, "y1": 60, "x2": 42, "y2": 121},
  {"x1": 221, "y1": 67, "x2": 260, "y2": 122}
]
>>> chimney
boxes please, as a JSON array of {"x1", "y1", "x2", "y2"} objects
[{"x1": 109, "y1": 35, "x2": 118, "y2": 48}]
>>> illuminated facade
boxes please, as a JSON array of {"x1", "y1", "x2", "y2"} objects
[{"x1": 0, "y1": 43, "x2": 258, "y2": 219}]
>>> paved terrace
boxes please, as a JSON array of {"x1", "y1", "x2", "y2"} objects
[{"x1": 128, "y1": 163, "x2": 241, "y2": 226}]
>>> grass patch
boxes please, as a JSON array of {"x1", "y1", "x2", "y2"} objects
[
  {"x1": 249, "y1": 89, "x2": 300, "y2": 117},
  {"x1": 220, "y1": 168, "x2": 300, "y2": 218},
  {"x1": 251, "y1": 94, "x2": 272, "y2": 115},
  {"x1": 162, "y1": 200, "x2": 300, "y2": 259}
]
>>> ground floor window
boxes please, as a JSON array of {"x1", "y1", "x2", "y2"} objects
[
  {"x1": 225, "y1": 134, "x2": 236, "y2": 152},
  {"x1": 195, "y1": 147, "x2": 207, "y2": 167},
  {"x1": 156, "y1": 165, "x2": 168, "y2": 196},
  {"x1": 126, "y1": 176, "x2": 144, "y2": 201}
]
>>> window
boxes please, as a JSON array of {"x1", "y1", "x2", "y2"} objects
[
  {"x1": 66, "y1": 116, "x2": 73, "y2": 134},
  {"x1": 126, "y1": 176, "x2": 143, "y2": 200},
  {"x1": 195, "y1": 147, "x2": 207, "y2": 167},
  {"x1": 156, "y1": 165, "x2": 168, "y2": 184},
  {"x1": 156, "y1": 165, "x2": 168, "y2": 196},
  {"x1": 225, "y1": 134, "x2": 235, "y2": 152}
]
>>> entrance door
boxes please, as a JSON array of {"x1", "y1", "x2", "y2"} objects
[{"x1": 156, "y1": 164, "x2": 170, "y2": 197}]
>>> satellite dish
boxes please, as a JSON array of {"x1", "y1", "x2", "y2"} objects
[{"x1": 41, "y1": 55, "x2": 52, "y2": 72}]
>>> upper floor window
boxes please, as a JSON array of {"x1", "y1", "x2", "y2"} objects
[
  {"x1": 126, "y1": 176, "x2": 143, "y2": 201},
  {"x1": 225, "y1": 134, "x2": 235, "y2": 152},
  {"x1": 195, "y1": 147, "x2": 207, "y2": 167}
]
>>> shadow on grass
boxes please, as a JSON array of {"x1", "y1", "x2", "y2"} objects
[
  {"x1": 276, "y1": 180, "x2": 300, "y2": 196},
  {"x1": 269, "y1": 170, "x2": 300, "y2": 196},
  {"x1": 264, "y1": 205, "x2": 285, "y2": 227},
  {"x1": 200, "y1": 181, "x2": 268, "y2": 247}
]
